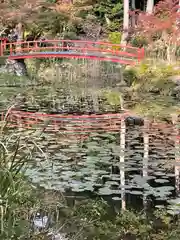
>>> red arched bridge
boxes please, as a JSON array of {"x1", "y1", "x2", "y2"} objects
[{"x1": 0, "y1": 39, "x2": 145, "y2": 65}]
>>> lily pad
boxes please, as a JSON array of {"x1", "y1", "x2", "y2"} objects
[
  {"x1": 112, "y1": 197, "x2": 122, "y2": 201},
  {"x1": 98, "y1": 187, "x2": 113, "y2": 195},
  {"x1": 130, "y1": 191, "x2": 143, "y2": 195},
  {"x1": 155, "y1": 179, "x2": 169, "y2": 183}
]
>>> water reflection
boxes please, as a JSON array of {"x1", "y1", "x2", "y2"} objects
[
  {"x1": 0, "y1": 59, "x2": 179, "y2": 214},
  {"x1": 18, "y1": 113, "x2": 178, "y2": 213}
]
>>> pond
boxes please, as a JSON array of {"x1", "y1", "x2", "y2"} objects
[{"x1": 1, "y1": 58, "x2": 180, "y2": 216}]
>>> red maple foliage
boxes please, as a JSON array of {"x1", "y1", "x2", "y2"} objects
[{"x1": 137, "y1": 0, "x2": 180, "y2": 44}]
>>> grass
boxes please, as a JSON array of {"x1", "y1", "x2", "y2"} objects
[
  {"x1": 0, "y1": 56, "x2": 7, "y2": 65},
  {"x1": 0, "y1": 120, "x2": 38, "y2": 239},
  {"x1": 0, "y1": 113, "x2": 58, "y2": 239},
  {"x1": 0, "y1": 115, "x2": 70, "y2": 239}
]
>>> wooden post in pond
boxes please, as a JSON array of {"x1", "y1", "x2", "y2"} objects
[
  {"x1": 143, "y1": 119, "x2": 149, "y2": 208},
  {"x1": 120, "y1": 115, "x2": 126, "y2": 210},
  {"x1": 172, "y1": 113, "x2": 180, "y2": 195}
]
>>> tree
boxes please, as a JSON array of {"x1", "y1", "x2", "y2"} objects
[
  {"x1": 0, "y1": 0, "x2": 51, "y2": 41},
  {"x1": 136, "y1": 0, "x2": 180, "y2": 62},
  {"x1": 92, "y1": 0, "x2": 123, "y2": 32},
  {"x1": 121, "y1": 0, "x2": 129, "y2": 44},
  {"x1": 146, "y1": 0, "x2": 154, "y2": 14}
]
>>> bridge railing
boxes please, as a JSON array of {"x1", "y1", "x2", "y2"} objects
[
  {"x1": 1, "y1": 110, "x2": 127, "y2": 137},
  {"x1": 1, "y1": 40, "x2": 144, "y2": 64}
]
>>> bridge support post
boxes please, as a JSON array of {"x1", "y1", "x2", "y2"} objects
[
  {"x1": 0, "y1": 42, "x2": 2, "y2": 56},
  {"x1": 0, "y1": 38, "x2": 7, "y2": 56}
]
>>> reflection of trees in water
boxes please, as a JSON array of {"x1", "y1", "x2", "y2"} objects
[
  {"x1": 19, "y1": 108, "x2": 180, "y2": 211},
  {"x1": 124, "y1": 116, "x2": 179, "y2": 210},
  {"x1": 45, "y1": 59, "x2": 122, "y2": 90}
]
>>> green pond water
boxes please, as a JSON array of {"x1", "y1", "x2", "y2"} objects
[
  {"x1": 2, "y1": 85, "x2": 177, "y2": 213},
  {"x1": 0, "y1": 59, "x2": 179, "y2": 215}
]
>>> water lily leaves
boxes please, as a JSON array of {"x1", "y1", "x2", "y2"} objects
[
  {"x1": 112, "y1": 197, "x2": 121, "y2": 201},
  {"x1": 90, "y1": 136, "x2": 101, "y2": 141},
  {"x1": 105, "y1": 181, "x2": 119, "y2": 187},
  {"x1": 98, "y1": 187, "x2": 113, "y2": 195},
  {"x1": 23, "y1": 117, "x2": 177, "y2": 207},
  {"x1": 120, "y1": 185, "x2": 133, "y2": 190},
  {"x1": 130, "y1": 191, "x2": 143, "y2": 195},
  {"x1": 53, "y1": 152, "x2": 69, "y2": 158},
  {"x1": 153, "y1": 172, "x2": 165, "y2": 176},
  {"x1": 110, "y1": 175, "x2": 120, "y2": 181},
  {"x1": 156, "y1": 186, "x2": 174, "y2": 192},
  {"x1": 168, "y1": 198, "x2": 180, "y2": 205},
  {"x1": 69, "y1": 180, "x2": 85, "y2": 190},
  {"x1": 167, "y1": 209, "x2": 180, "y2": 215},
  {"x1": 155, "y1": 205, "x2": 165, "y2": 209},
  {"x1": 48, "y1": 144, "x2": 59, "y2": 150},
  {"x1": 131, "y1": 175, "x2": 148, "y2": 187},
  {"x1": 86, "y1": 156, "x2": 99, "y2": 162},
  {"x1": 156, "y1": 197, "x2": 169, "y2": 201},
  {"x1": 84, "y1": 182, "x2": 94, "y2": 191},
  {"x1": 112, "y1": 189, "x2": 125, "y2": 194},
  {"x1": 60, "y1": 175, "x2": 72, "y2": 181},
  {"x1": 166, "y1": 173, "x2": 175, "y2": 177},
  {"x1": 72, "y1": 188, "x2": 85, "y2": 192},
  {"x1": 100, "y1": 156, "x2": 112, "y2": 161},
  {"x1": 126, "y1": 167, "x2": 142, "y2": 171},
  {"x1": 100, "y1": 133, "x2": 117, "y2": 141},
  {"x1": 155, "y1": 179, "x2": 169, "y2": 183},
  {"x1": 145, "y1": 186, "x2": 174, "y2": 198}
]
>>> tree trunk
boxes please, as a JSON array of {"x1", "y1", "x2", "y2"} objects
[
  {"x1": 131, "y1": 0, "x2": 136, "y2": 28},
  {"x1": 146, "y1": 0, "x2": 154, "y2": 14},
  {"x1": 15, "y1": 22, "x2": 24, "y2": 53},
  {"x1": 121, "y1": 0, "x2": 129, "y2": 45}
]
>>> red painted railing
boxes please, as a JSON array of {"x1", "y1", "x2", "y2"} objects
[
  {"x1": 0, "y1": 38, "x2": 8, "y2": 56},
  {"x1": 0, "y1": 39, "x2": 145, "y2": 65}
]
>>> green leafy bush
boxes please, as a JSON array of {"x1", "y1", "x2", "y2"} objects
[
  {"x1": 108, "y1": 32, "x2": 121, "y2": 44},
  {"x1": 66, "y1": 199, "x2": 180, "y2": 240},
  {"x1": 92, "y1": 0, "x2": 123, "y2": 31},
  {"x1": 130, "y1": 35, "x2": 148, "y2": 48}
]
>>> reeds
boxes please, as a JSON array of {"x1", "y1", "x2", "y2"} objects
[{"x1": 0, "y1": 112, "x2": 43, "y2": 239}]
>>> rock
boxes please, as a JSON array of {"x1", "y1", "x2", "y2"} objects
[
  {"x1": 168, "y1": 75, "x2": 180, "y2": 85},
  {"x1": 125, "y1": 116, "x2": 144, "y2": 126},
  {"x1": 33, "y1": 215, "x2": 49, "y2": 229},
  {"x1": 0, "y1": 59, "x2": 28, "y2": 76},
  {"x1": 171, "y1": 85, "x2": 180, "y2": 99},
  {"x1": 47, "y1": 232, "x2": 68, "y2": 240}
]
